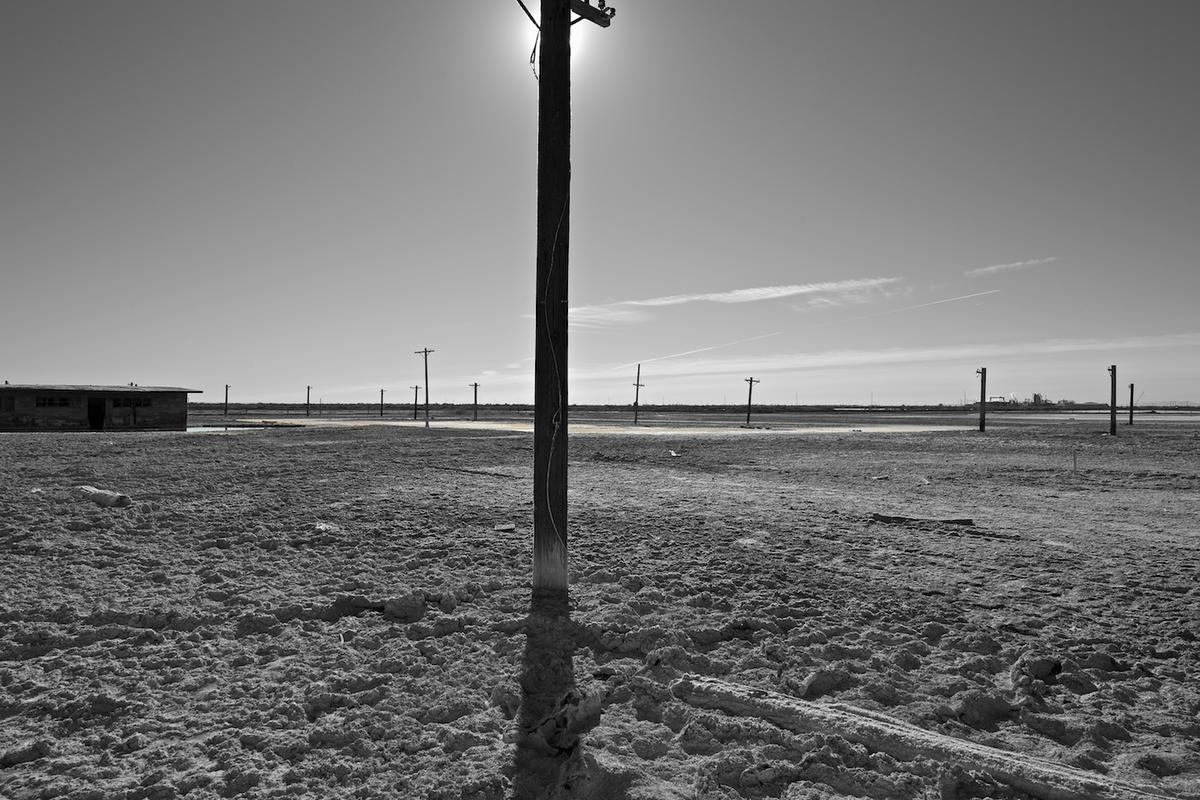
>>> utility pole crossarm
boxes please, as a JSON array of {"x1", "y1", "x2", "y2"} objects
[{"x1": 570, "y1": 0, "x2": 614, "y2": 27}]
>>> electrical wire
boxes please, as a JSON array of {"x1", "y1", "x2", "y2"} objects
[
  {"x1": 514, "y1": 0, "x2": 538, "y2": 28},
  {"x1": 530, "y1": 30, "x2": 540, "y2": 80},
  {"x1": 541, "y1": 197, "x2": 570, "y2": 562}
]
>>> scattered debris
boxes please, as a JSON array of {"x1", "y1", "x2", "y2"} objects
[
  {"x1": 866, "y1": 513, "x2": 1019, "y2": 540},
  {"x1": 75, "y1": 486, "x2": 131, "y2": 508},
  {"x1": 870, "y1": 513, "x2": 974, "y2": 526},
  {"x1": 670, "y1": 674, "x2": 1172, "y2": 800},
  {"x1": 0, "y1": 738, "x2": 55, "y2": 768},
  {"x1": 732, "y1": 537, "x2": 765, "y2": 550},
  {"x1": 427, "y1": 465, "x2": 521, "y2": 479},
  {"x1": 382, "y1": 592, "x2": 426, "y2": 623}
]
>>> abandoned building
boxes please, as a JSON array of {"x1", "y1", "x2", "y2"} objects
[{"x1": 0, "y1": 385, "x2": 201, "y2": 432}]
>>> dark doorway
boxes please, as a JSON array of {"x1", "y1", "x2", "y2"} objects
[{"x1": 87, "y1": 398, "x2": 105, "y2": 430}]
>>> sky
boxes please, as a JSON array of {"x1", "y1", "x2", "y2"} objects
[{"x1": 3, "y1": 1, "x2": 1198, "y2": 406}]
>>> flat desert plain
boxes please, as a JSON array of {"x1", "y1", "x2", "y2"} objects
[{"x1": 1, "y1": 416, "x2": 1198, "y2": 799}]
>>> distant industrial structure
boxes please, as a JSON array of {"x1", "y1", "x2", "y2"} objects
[
  {"x1": 0, "y1": 384, "x2": 201, "y2": 432},
  {"x1": 973, "y1": 392, "x2": 1072, "y2": 409}
]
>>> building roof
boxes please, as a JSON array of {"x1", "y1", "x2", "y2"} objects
[{"x1": 0, "y1": 384, "x2": 202, "y2": 394}]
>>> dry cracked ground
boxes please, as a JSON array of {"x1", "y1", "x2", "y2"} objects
[{"x1": 1, "y1": 419, "x2": 1198, "y2": 799}]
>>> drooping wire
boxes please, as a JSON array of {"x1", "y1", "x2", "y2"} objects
[
  {"x1": 515, "y1": 0, "x2": 541, "y2": 80},
  {"x1": 529, "y1": 30, "x2": 540, "y2": 80},
  {"x1": 542, "y1": 196, "x2": 569, "y2": 557}
]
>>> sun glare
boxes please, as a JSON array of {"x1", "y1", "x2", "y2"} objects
[
  {"x1": 509, "y1": 11, "x2": 595, "y2": 68},
  {"x1": 571, "y1": 24, "x2": 591, "y2": 64}
]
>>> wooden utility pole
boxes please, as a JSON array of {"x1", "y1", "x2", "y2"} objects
[
  {"x1": 525, "y1": 0, "x2": 613, "y2": 600},
  {"x1": 1128, "y1": 383, "x2": 1134, "y2": 426},
  {"x1": 470, "y1": 382, "x2": 480, "y2": 421},
  {"x1": 632, "y1": 364, "x2": 644, "y2": 425},
  {"x1": 977, "y1": 367, "x2": 987, "y2": 432},
  {"x1": 380, "y1": 389, "x2": 385, "y2": 418},
  {"x1": 532, "y1": 0, "x2": 574, "y2": 599},
  {"x1": 223, "y1": 384, "x2": 229, "y2": 417},
  {"x1": 306, "y1": 385, "x2": 311, "y2": 417},
  {"x1": 744, "y1": 377, "x2": 760, "y2": 426},
  {"x1": 516, "y1": 7, "x2": 616, "y2": 794},
  {"x1": 414, "y1": 348, "x2": 434, "y2": 428},
  {"x1": 1108, "y1": 365, "x2": 1117, "y2": 435},
  {"x1": 410, "y1": 385, "x2": 420, "y2": 420}
]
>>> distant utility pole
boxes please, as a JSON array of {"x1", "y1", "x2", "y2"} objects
[
  {"x1": 380, "y1": 389, "x2": 385, "y2": 418},
  {"x1": 224, "y1": 384, "x2": 229, "y2": 417},
  {"x1": 306, "y1": 385, "x2": 311, "y2": 417},
  {"x1": 744, "y1": 377, "x2": 760, "y2": 425},
  {"x1": 1108, "y1": 365, "x2": 1117, "y2": 436},
  {"x1": 632, "y1": 364, "x2": 644, "y2": 425},
  {"x1": 976, "y1": 367, "x2": 987, "y2": 432},
  {"x1": 414, "y1": 348, "x2": 434, "y2": 428},
  {"x1": 469, "y1": 382, "x2": 480, "y2": 421},
  {"x1": 1128, "y1": 382, "x2": 1134, "y2": 426},
  {"x1": 410, "y1": 385, "x2": 420, "y2": 420}
]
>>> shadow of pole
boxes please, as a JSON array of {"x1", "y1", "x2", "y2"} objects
[{"x1": 511, "y1": 588, "x2": 600, "y2": 799}]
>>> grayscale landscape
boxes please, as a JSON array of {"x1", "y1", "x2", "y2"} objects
[{"x1": 3, "y1": 1, "x2": 1199, "y2": 798}]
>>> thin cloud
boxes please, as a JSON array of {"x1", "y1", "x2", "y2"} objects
[
  {"x1": 570, "y1": 278, "x2": 902, "y2": 328},
  {"x1": 965, "y1": 257, "x2": 1057, "y2": 278},
  {"x1": 572, "y1": 332, "x2": 1200, "y2": 383},
  {"x1": 452, "y1": 331, "x2": 1200, "y2": 397},
  {"x1": 793, "y1": 282, "x2": 912, "y2": 311},
  {"x1": 568, "y1": 305, "x2": 649, "y2": 330},
  {"x1": 614, "y1": 331, "x2": 784, "y2": 370},
  {"x1": 855, "y1": 289, "x2": 1001, "y2": 319},
  {"x1": 627, "y1": 278, "x2": 901, "y2": 307}
]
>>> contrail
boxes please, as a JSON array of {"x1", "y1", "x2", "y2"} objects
[
  {"x1": 858, "y1": 289, "x2": 1000, "y2": 319},
  {"x1": 964, "y1": 257, "x2": 1056, "y2": 277},
  {"x1": 615, "y1": 331, "x2": 784, "y2": 370}
]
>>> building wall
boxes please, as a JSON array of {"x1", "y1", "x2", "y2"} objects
[{"x1": 0, "y1": 391, "x2": 189, "y2": 432}]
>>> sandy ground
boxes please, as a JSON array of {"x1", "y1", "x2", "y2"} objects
[{"x1": 1, "y1": 418, "x2": 1198, "y2": 799}]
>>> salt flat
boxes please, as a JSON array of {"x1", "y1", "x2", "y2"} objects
[{"x1": 1, "y1": 419, "x2": 1197, "y2": 798}]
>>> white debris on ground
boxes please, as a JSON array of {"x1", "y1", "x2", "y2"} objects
[{"x1": 75, "y1": 485, "x2": 132, "y2": 508}]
